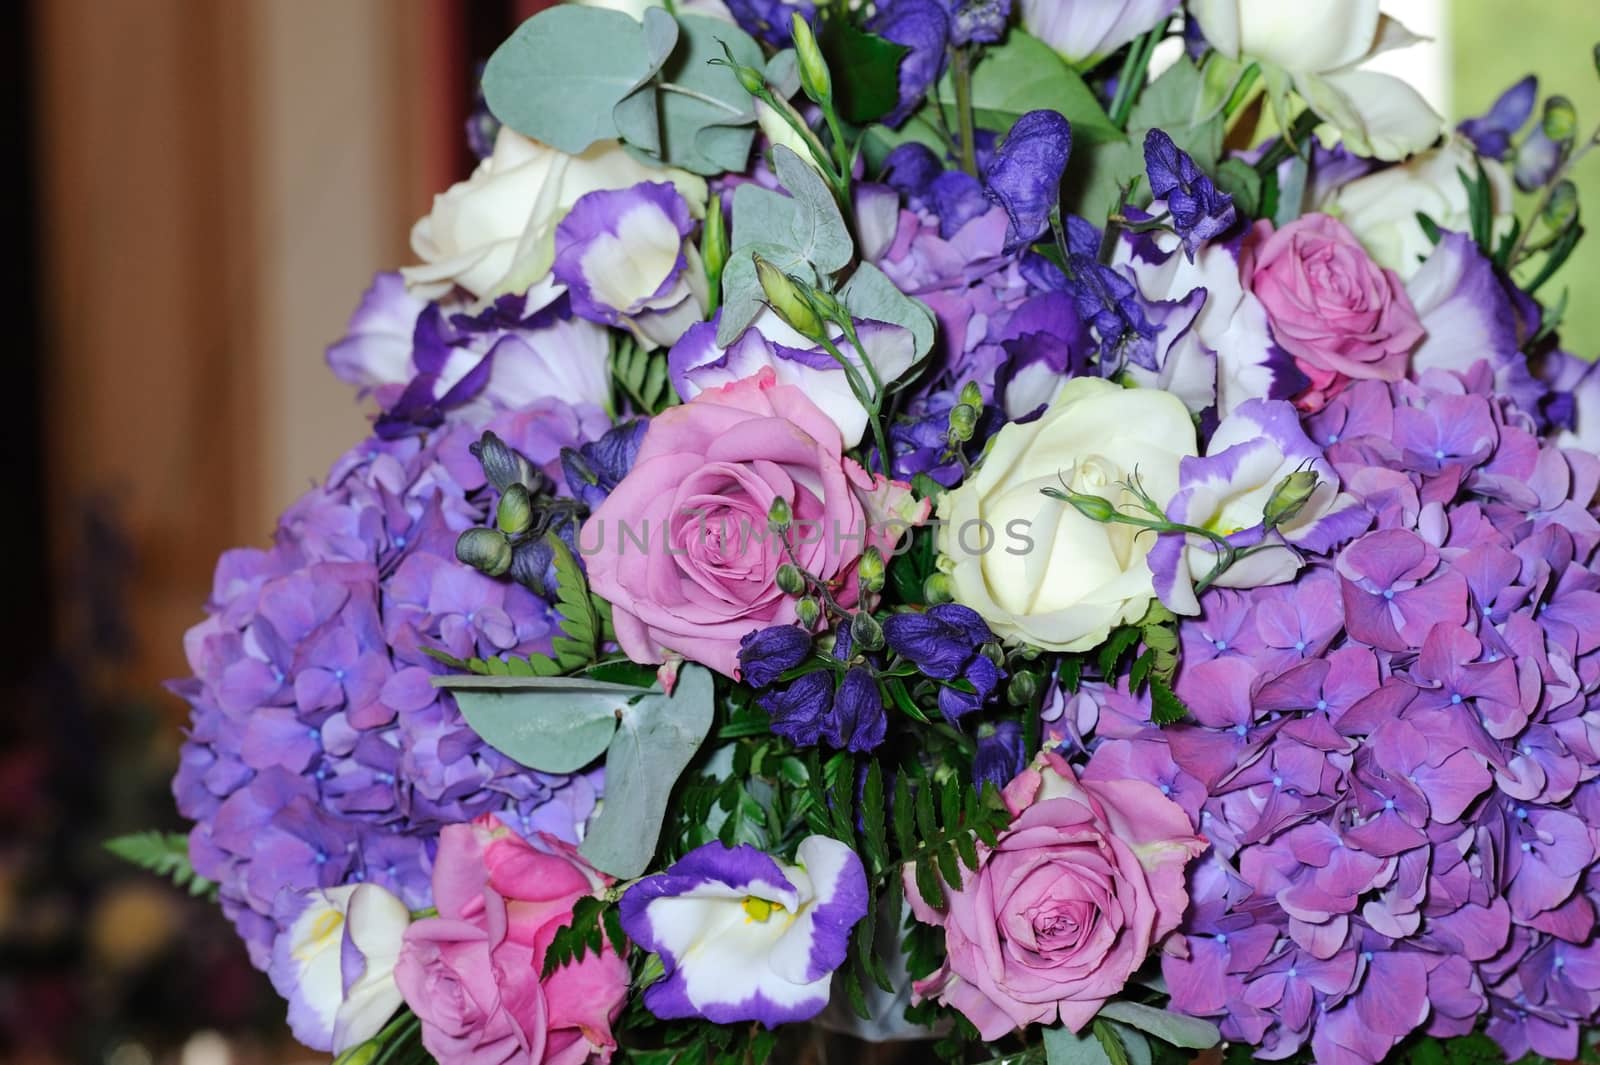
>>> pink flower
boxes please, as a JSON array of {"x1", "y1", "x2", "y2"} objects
[
  {"x1": 905, "y1": 750, "x2": 1207, "y2": 1039},
  {"x1": 1247, "y1": 214, "x2": 1423, "y2": 409},
  {"x1": 394, "y1": 816, "x2": 628, "y2": 1065},
  {"x1": 580, "y1": 369, "x2": 922, "y2": 677}
]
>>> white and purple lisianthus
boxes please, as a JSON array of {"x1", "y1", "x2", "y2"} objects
[
  {"x1": 619, "y1": 836, "x2": 868, "y2": 1026},
  {"x1": 267, "y1": 883, "x2": 411, "y2": 1054}
]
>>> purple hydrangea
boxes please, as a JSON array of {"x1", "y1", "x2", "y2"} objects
[
  {"x1": 173, "y1": 402, "x2": 608, "y2": 969},
  {"x1": 1065, "y1": 365, "x2": 1600, "y2": 1064}
]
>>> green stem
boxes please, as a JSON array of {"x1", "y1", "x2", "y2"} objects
[
  {"x1": 820, "y1": 98, "x2": 854, "y2": 188},
  {"x1": 951, "y1": 47, "x2": 979, "y2": 178},
  {"x1": 1254, "y1": 108, "x2": 1323, "y2": 175},
  {"x1": 1108, "y1": 20, "x2": 1166, "y2": 130},
  {"x1": 758, "y1": 88, "x2": 848, "y2": 198},
  {"x1": 817, "y1": 331, "x2": 892, "y2": 472},
  {"x1": 659, "y1": 81, "x2": 747, "y2": 117},
  {"x1": 1221, "y1": 62, "x2": 1262, "y2": 123},
  {"x1": 1506, "y1": 122, "x2": 1599, "y2": 267}
]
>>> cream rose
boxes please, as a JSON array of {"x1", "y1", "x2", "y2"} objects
[
  {"x1": 1328, "y1": 138, "x2": 1514, "y2": 280},
  {"x1": 402, "y1": 127, "x2": 708, "y2": 302},
  {"x1": 936, "y1": 378, "x2": 1198, "y2": 652}
]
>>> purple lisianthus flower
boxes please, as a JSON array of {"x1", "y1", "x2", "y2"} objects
[
  {"x1": 669, "y1": 312, "x2": 917, "y2": 448},
  {"x1": 618, "y1": 836, "x2": 868, "y2": 1026},
  {"x1": 1406, "y1": 232, "x2": 1521, "y2": 385},
  {"x1": 1459, "y1": 75, "x2": 1537, "y2": 159},
  {"x1": 986, "y1": 110, "x2": 1074, "y2": 254},
  {"x1": 553, "y1": 181, "x2": 705, "y2": 348},
  {"x1": 1144, "y1": 128, "x2": 1236, "y2": 260},
  {"x1": 267, "y1": 883, "x2": 411, "y2": 1053},
  {"x1": 1020, "y1": 0, "x2": 1179, "y2": 64},
  {"x1": 871, "y1": 0, "x2": 952, "y2": 127},
  {"x1": 724, "y1": 0, "x2": 817, "y2": 46},
  {"x1": 738, "y1": 624, "x2": 813, "y2": 688}
]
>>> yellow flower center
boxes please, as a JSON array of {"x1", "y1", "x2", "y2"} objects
[{"x1": 742, "y1": 897, "x2": 785, "y2": 923}]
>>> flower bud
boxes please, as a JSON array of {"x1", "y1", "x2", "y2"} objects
[
  {"x1": 923, "y1": 572, "x2": 954, "y2": 604},
  {"x1": 947, "y1": 403, "x2": 978, "y2": 443},
  {"x1": 496, "y1": 483, "x2": 534, "y2": 534},
  {"x1": 776, "y1": 563, "x2": 807, "y2": 596},
  {"x1": 702, "y1": 193, "x2": 728, "y2": 288},
  {"x1": 1543, "y1": 95, "x2": 1578, "y2": 143},
  {"x1": 957, "y1": 380, "x2": 984, "y2": 410},
  {"x1": 1544, "y1": 180, "x2": 1579, "y2": 232},
  {"x1": 1057, "y1": 490, "x2": 1119, "y2": 523},
  {"x1": 1007, "y1": 670, "x2": 1041, "y2": 706},
  {"x1": 333, "y1": 1043, "x2": 380, "y2": 1065},
  {"x1": 1262, "y1": 470, "x2": 1320, "y2": 528},
  {"x1": 754, "y1": 255, "x2": 825, "y2": 339},
  {"x1": 471, "y1": 431, "x2": 526, "y2": 493},
  {"x1": 851, "y1": 611, "x2": 885, "y2": 652},
  {"x1": 796, "y1": 597, "x2": 822, "y2": 627},
  {"x1": 979, "y1": 642, "x2": 1006, "y2": 670},
  {"x1": 767, "y1": 495, "x2": 792, "y2": 533},
  {"x1": 792, "y1": 13, "x2": 831, "y2": 104},
  {"x1": 456, "y1": 527, "x2": 513, "y2": 577},
  {"x1": 856, "y1": 547, "x2": 886, "y2": 593}
]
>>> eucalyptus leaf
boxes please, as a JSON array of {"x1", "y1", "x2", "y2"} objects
[
  {"x1": 765, "y1": 49, "x2": 800, "y2": 101},
  {"x1": 580, "y1": 664, "x2": 716, "y2": 878},
  {"x1": 934, "y1": 31, "x2": 1119, "y2": 144},
  {"x1": 433, "y1": 675, "x2": 639, "y2": 773},
  {"x1": 839, "y1": 261, "x2": 936, "y2": 360},
  {"x1": 716, "y1": 242, "x2": 817, "y2": 345},
  {"x1": 1043, "y1": 1025, "x2": 1114, "y2": 1065},
  {"x1": 653, "y1": 14, "x2": 764, "y2": 175},
  {"x1": 611, "y1": 8, "x2": 682, "y2": 155},
  {"x1": 770, "y1": 145, "x2": 854, "y2": 272},
  {"x1": 1273, "y1": 154, "x2": 1310, "y2": 226},
  {"x1": 483, "y1": 6, "x2": 662, "y2": 153},
  {"x1": 1096, "y1": 1002, "x2": 1221, "y2": 1050}
]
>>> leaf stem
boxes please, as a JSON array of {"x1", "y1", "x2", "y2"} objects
[
  {"x1": 1108, "y1": 20, "x2": 1167, "y2": 130},
  {"x1": 950, "y1": 47, "x2": 980, "y2": 178},
  {"x1": 658, "y1": 81, "x2": 749, "y2": 118}
]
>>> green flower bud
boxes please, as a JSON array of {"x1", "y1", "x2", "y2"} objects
[
  {"x1": 776, "y1": 563, "x2": 807, "y2": 596},
  {"x1": 702, "y1": 192, "x2": 728, "y2": 287},
  {"x1": 473, "y1": 431, "x2": 526, "y2": 492},
  {"x1": 1007, "y1": 670, "x2": 1041, "y2": 706},
  {"x1": 768, "y1": 495, "x2": 793, "y2": 533},
  {"x1": 957, "y1": 380, "x2": 984, "y2": 410},
  {"x1": 947, "y1": 403, "x2": 978, "y2": 443},
  {"x1": 791, "y1": 13, "x2": 832, "y2": 104},
  {"x1": 333, "y1": 1043, "x2": 380, "y2": 1065},
  {"x1": 856, "y1": 547, "x2": 886, "y2": 593},
  {"x1": 1543, "y1": 95, "x2": 1578, "y2": 143},
  {"x1": 1057, "y1": 490, "x2": 1118, "y2": 523},
  {"x1": 734, "y1": 63, "x2": 766, "y2": 97},
  {"x1": 496, "y1": 483, "x2": 534, "y2": 535},
  {"x1": 923, "y1": 572, "x2": 954, "y2": 604},
  {"x1": 796, "y1": 597, "x2": 822, "y2": 627},
  {"x1": 1262, "y1": 470, "x2": 1320, "y2": 528},
  {"x1": 979, "y1": 642, "x2": 1006, "y2": 670},
  {"x1": 851, "y1": 610, "x2": 885, "y2": 652},
  {"x1": 754, "y1": 255, "x2": 825, "y2": 339},
  {"x1": 456, "y1": 527, "x2": 512, "y2": 577},
  {"x1": 1544, "y1": 180, "x2": 1579, "y2": 232}
]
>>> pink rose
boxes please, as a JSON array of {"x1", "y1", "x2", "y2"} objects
[
  {"x1": 1248, "y1": 214, "x2": 1424, "y2": 408},
  {"x1": 395, "y1": 816, "x2": 628, "y2": 1065},
  {"x1": 581, "y1": 368, "x2": 921, "y2": 677},
  {"x1": 905, "y1": 750, "x2": 1206, "y2": 1038}
]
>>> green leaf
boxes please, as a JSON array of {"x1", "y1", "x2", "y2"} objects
[
  {"x1": 914, "y1": 778, "x2": 938, "y2": 841},
  {"x1": 610, "y1": 9, "x2": 683, "y2": 157},
  {"x1": 433, "y1": 675, "x2": 636, "y2": 772},
  {"x1": 484, "y1": 6, "x2": 663, "y2": 153},
  {"x1": 822, "y1": 23, "x2": 908, "y2": 124},
  {"x1": 105, "y1": 831, "x2": 216, "y2": 898},
  {"x1": 615, "y1": 15, "x2": 764, "y2": 175},
  {"x1": 1044, "y1": 1024, "x2": 1114, "y2": 1065},
  {"x1": 892, "y1": 772, "x2": 916, "y2": 855},
  {"x1": 1214, "y1": 158, "x2": 1263, "y2": 217},
  {"x1": 1094, "y1": 1020, "x2": 1132, "y2": 1065},
  {"x1": 1097, "y1": 626, "x2": 1141, "y2": 677},
  {"x1": 860, "y1": 761, "x2": 888, "y2": 875},
  {"x1": 934, "y1": 31, "x2": 1119, "y2": 144},
  {"x1": 1149, "y1": 675, "x2": 1190, "y2": 726},
  {"x1": 550, "y1": 533, "x2": 601, "y2": 664},
  {"x1": 1097, "y1": 1002, "x2": 1221, "y2": 1050},
  {"x1": 770, "y1": 145, "x2": 854, "y2": 272},
  {"x1": 1416, "y1": 212, "x2": 1444, "y2": 247},
  {"x1": 765, "y1": 49, "x2": 800, "y2": 99},
  {"x1": 580, "y1": 665, "x2": 717, "y2": 878},
  {"x1": 716, "y1": 241, "x2": 811, "y2": 344},
  {"x1": 839, "y1": 261, "x2": 937, "y2": 361}
]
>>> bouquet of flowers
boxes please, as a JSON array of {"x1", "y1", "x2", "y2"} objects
[{"x1": 117, "y1": 1, "x2": 1600, "y2": 1062}]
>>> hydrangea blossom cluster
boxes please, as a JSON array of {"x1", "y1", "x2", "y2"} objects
[
  {"x1": 1064, "y1": 365, "x2": 1600, "y2": 1064},
  {"x1": 172, "y1": 392, "x2": 609, "y2": 968}
]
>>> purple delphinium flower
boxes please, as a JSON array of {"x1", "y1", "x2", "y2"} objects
[
  {"x1": 1459, "y1": 75, "x2": 1537, "y2": 160},
  {"x1": 724, "y1": 0, "x2": 817, "y2": 46},
  {"x1": 173, "y1": 408, "x2": 605, "y2": 969},
  {"x1": 561, "y1": 418, "x2": 648, "y2": 511},
  {"x1": 870, "y1": 0, "x2": 952, "y2": 128},
  {"x1": 973, "y1": 720, "x2": 1026, "y2": 790},
  {"x1": 738, "y1": 625, "x2": 813, "y2": 689},
  {"x1": 940, "y1": 0, "x2": 1011, "y2": 47},
  {"x1": 618, "y1": 836, "x2": 868, "y2": 1026},
  {"x1": 986, "y1": 110, "x2": 1074, "y2": 254},
  {"x1": 827, "y1": 667, "x2": 889, "y2": 752},
  {"x1": 882, "y1": 604, "x2": 1003, "y2": 722},
  {"x1": 1144, "y1": 128, "x2": 1236, "y2": 260}
]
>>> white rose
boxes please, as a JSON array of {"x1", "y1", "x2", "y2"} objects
[
  {"x1": 402, "y1": 127, "x2": 707, "y2": 302},
  {"x1": 1328, "y1": 138, "x2": 1514, "y2": 280},
  {"x1": 937, "y1": 378, "x2": 1198, "y2": 652},
  {"x1": 1190, "y1": 0, "x2": 1442, "y2": 161}
]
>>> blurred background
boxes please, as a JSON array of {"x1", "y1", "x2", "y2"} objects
[{"x1": 2, "y1": 2, "x2": 1596, "y2": 1064}]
